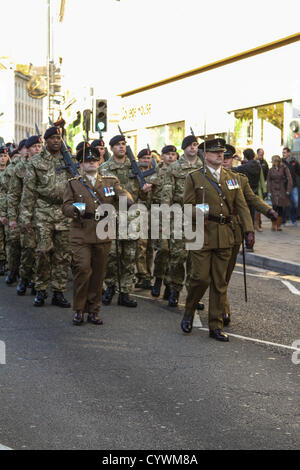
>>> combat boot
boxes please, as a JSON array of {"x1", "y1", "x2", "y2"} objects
[
  {"x1": 162, "y1": 284, "x2": 171, "y2": 300},
  {"x1": 118, "y1": 293, "x2": 137, "y2": 307},
  {"x1": 168, "y1": 289, "x2": 179, "y2": 307},
  {"x1": 17, "y1": 278, "x2": 27, "y2": 296},
  {"x1": 222, "y1": 312, "x2": 231, "y2": 326},
  {"x1": 196, "y1": 302, "x2": 205, "y2": 310},
  {"x1": 151, "y1": 278, "x2": 162, "y2": 297},
  {"x1": 5, "y1": 270, "x2": 17, "y2": 285},
  {"x1": 28, "y1": 281, "x2": 36, "y2": 295},
  {"x1": 52, "y1": 291, "x2": 71, "y2": 308},
  {"x1": 34, "y1": 290, "x2": 47, "y2": 307},
  {"x1": 87, "y1": 312, "x2": 103, "y2": 325},
  {"x1": 102, "y1": 285, "x2": 115, "y2": 305},
  {"x1": 181, "y1": 314, "x2": 193, "y2": 333}
]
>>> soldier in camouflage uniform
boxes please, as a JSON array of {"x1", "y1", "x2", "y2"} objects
[
  {"x1": 7, "y1": 135, "x2": 42, "y2": 295},
  {"x1": 148, "y1": 145, "x2": 178, "y2": 298},
  {"x1": 20, "y1": 127, "x2": 72, "y2": 308},
  {"x1": 160, "y1": 136, "x2": 203, "y2": 306},
  {"x1": 0, "y1": 148, "x2": 22, "y2": 284},
  {"x1": 0, "y1": 146, "x2": 10, "y2": 275},
  {"x1": 100, "y1": 135, "x2": 152, "y2": 307},
  {"x1": 135, "y1": 149, "x2": 154, "y2": 290}
]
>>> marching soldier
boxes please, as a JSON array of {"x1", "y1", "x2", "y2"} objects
[
  {"x1": 7, "y1": 135, "x2": 42, "y2": 295},
  {"x1": 160, "y1": 138, "x2": 203, "y2": 306},
  {"x1": 0, "y1": 146, "x2": 10, "y2": 275},
  {"x1": 91, "y1": 139, "x2": 108, "y2": 164},
  {"x1": 181, "y1": 138, "x2": 254, "y2": 342},
  {"x1": 0, "y1": 147, "x2": 21, "y2": 284},
  {"x1": 135, "y1": 148, "x2": 154, "y2": 290},
  {"x1": 100, "y1": 134, "x2": 152, "y2": 307},
  {"x1": 221, "y1": 144, "x2": 278, "y2": 325},
  {"x1": 20, "y1": 126, "x2": 72, "y2": 308},
  {"x1": 148, "y1": 145, "x2": 178, "y2": 298},
  {"x1": 62, "y1": 143, "x2": 133, "y2": 325}
]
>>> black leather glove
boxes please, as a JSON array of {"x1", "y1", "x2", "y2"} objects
[
  {"x1": 266, "y1": 209, "x2": 278, "y2": 221},
  {"x1": 245, "y1": 231, "x2": 255, "y2": 249}
]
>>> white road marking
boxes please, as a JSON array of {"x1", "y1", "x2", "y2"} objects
[
  {"x1": 0, "y1": 444, "x2": 12, "y2": 450},
  {"x1": 234, "y1": 270, "x2": 300, "y2": 294},
  {"x1": 132, "y1": 293, "x2": 297, "y2": 351},
  {"x1": 198, "y1": 328, "x2": 299, "y2": 351},
  {"x1": 193, "y1": 312, "x2": 203, "y2": 328}
]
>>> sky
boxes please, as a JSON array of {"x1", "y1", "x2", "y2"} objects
[{"x1": 1, "y1": 0, "x2": 300, "y2": 96}]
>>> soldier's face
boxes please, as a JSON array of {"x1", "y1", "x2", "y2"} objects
[
  {"x1": 222, "y1": 157, "x2": 233, "y2": 170},
  {"x1": 0, "y1": 154, "x2": 8, "y2": 166},
  {"x1": 95, "y1": 145, "x2": 105, "y2": 164},
  {"x1": 81, "y1": 159, "x2": 100, "y2": 174},
  {"x1": 205, "y1": 150, "x2": 224, "y2": 167},
  {"x1": 28, "y1": 143, "x2": 42, "y2": 158},
  {"x1": 111, "y1": 141, "x2": 126, "y2": 158},
  {"x1": 139, "y1": 155, "x2": 152, "y2": 169},
  {"x1": 184, "y1": 142, "x2": 199, "y2": 158},
  {"x1": 46, "y1": 134, "x2": 62, "y2": 153},
  {"x1": 163, "y1": 151, "x2": 177, "y2": 166}
]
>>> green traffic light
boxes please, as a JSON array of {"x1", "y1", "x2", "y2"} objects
[{"x1": 97, "y1": 121, "x2": 106, "y2": 131}]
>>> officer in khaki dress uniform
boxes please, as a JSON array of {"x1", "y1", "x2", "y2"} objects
[
  {"x1": 62, "y1": 143, "x2": 133, "y2": 325},
  {"x1": 221, "y1": 144, "x2": 278, "y2": 326},
  {"x1": 181, "y1": 138, "x2": 254, "y2": 342}
]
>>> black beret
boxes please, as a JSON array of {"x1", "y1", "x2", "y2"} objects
[
  {"x1": 224, "y1": 144, "x2": 236, "y2": 159},
  {"x1": 199, "y1": 138, "x2": 226, "y2": 152},
  {"x1": 91, "y1": 139, "x2": 105, "y2": 148},
  {"x1": 161, "y1": 145, "x2": 177, "y2": 154},
  {"x1": 0, "y1": 146, "x2": 8, "y2": 154},
  {"x1": 44, "y1": 126, "x2": 61, "y2": 140},
  {"x1": 109, "y1": 135, "x2": 126, "y2": 147},
  {"x1": 18, "y1": 139, "x2": 28, "y2": 151},
  {"x1": 76, "y1": 143, "x2": 100, "y2": 162},
  {"x1": 181, "y1": 135, "x2": 198, "y2": 150},
  {"x1": 137, "y1": 148, "x2": 151, "y2": 159},
  {"x1": 25, "y1": 135, "x2": 42, "y2": 148}
]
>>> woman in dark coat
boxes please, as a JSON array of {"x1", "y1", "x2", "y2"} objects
[{"x1": 267, "y1": 155, "x2": 293, "y2": 230}]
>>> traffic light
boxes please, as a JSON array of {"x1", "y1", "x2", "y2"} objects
[{"x1": 95, "y1": 99, "x2": 107, "y2": 132}]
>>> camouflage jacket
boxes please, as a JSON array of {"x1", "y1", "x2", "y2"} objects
[
  {"x1": 99, "y1": 156, "x2": 147, "y2": 204},
  {"x1": 20, "y1": 146, "x2": 72, "y2": 228},
  {"x1": 147, "y1": 162, "x2": 169, "y2": 205},
  {"x1": 7, "y1": 154, "x2": 30, "y2": 222},
  {"x1": 161, "y1": 155, "x2": 203, "y2": 206},
  {"x1": 0, "y1": 158, "x2": 20, "y2": 217}
]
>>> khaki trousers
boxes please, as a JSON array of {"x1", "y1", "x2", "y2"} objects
[
  {"x1": 185, "y1": 247, "x2": 232, "y2": 330},
  {"x1": 71, "y1": 241, "x2": 111, "y2": 313}
]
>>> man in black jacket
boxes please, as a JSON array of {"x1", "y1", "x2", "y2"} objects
[
  {"x1": 282, "y1": 147, "x2": 300, "y2": 226},
  {"x1": 235, "y1": 148, "x2": 261, "y2": 224}
]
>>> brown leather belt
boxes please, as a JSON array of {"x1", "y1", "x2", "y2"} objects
[{"x1": 208, "y1": 215, "x2": 232, "y2": 225}]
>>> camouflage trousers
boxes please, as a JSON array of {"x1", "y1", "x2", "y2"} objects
[
  {"x1": 105, "y1": 239, "x2": 137, "y2": 294},
  {"x1": 19, "y1": 228, "x2": 37, "y2": 281},
  {"x1": 152, "y1": 238, "x2": 170, "y2": 285},
  {"x1": 136, "y1": 238, "x2": 154, "y2": 281},
  {"x1": 5, "y1": 226, "x2": 21, "y2": 274},
  {"x1": 169, "y1": 235, "x2": 191, "y2": 292},
  {"x1": 34, "y1": 223, "x2": 71, "y2": 292},
  {"x1": 0, "y1": 224, "x2": 6, "y2": 262}
]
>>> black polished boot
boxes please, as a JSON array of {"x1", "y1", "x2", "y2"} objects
[
  {"x1": 222, "y1": 312, "x2": 231, "y2": 326},
  {"x1": 17, "y1": 278, "x2": 27, "y2": 296},
  {"x1": 28, "y1": 281, "x2": 36, "y2": 296},
  {"x1": 162, "y1": 284, "x2": 171, "y2": 300},
  {"x1": 181, "y1": 315, "x2": 193, "y2": 333},
  {"x1": 72, "y1": 310, "x2": 84, "y2": 325},
  {"x1": 168, "y1": 289, "x2": 179, "y2": 307},
  {"x1": 51, "y1": 291, "x2": 71, "y2": 308},
  {"x1": 87, "y1": 312, "x2": 103, "y2": 325},
  {"x1": 34, "y1": 290, "x2": 47, "y2": 307},
  {"x1": 5, "y1": 270, "x2": 17, "y2": 285},
  {"x1": 118, "y1": 293, "x2": 137, "y2": 307},
  {"x1": 102, "y1": 285, "x2": 115, "y2": 305},
  {"x1": 196, "y1": 302, "x2": 205, "y2": 311}
]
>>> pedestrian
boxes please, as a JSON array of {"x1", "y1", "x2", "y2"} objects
[
  {"x1": 20, "y1": 126, "x2": 72, "y2": 308},
  {"x1": 62, "y1": 143, "x2": 133, "y2": 325},
  {"x1": 7, "y1": 135, "x2": 42, "y2": 296},
  {"x1": 235, "y1": 148, "x2": 261, "y2": 225},
  {"x1": 267, "y1": 155, "x2": 293, "y2": 231},
  {"x1": 282, "y1": 147, "x2": 300, "y2": 226},
  {"x1": 255, "y1": 148, "x2": 269, "y2": 232},
  {"x1": 181, "y1": 138, "x2": 254, "y2": 342},
  {"x1": 100, "y1": 134, "x2": 152, "y2": 307},
  {"x1": 160, "y1": 138, "x2": 203, "y2": 307}
]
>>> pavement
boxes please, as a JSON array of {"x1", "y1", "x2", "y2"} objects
[{"x1": 237, "y1": 216, "x2": 300, "y2": 276}]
